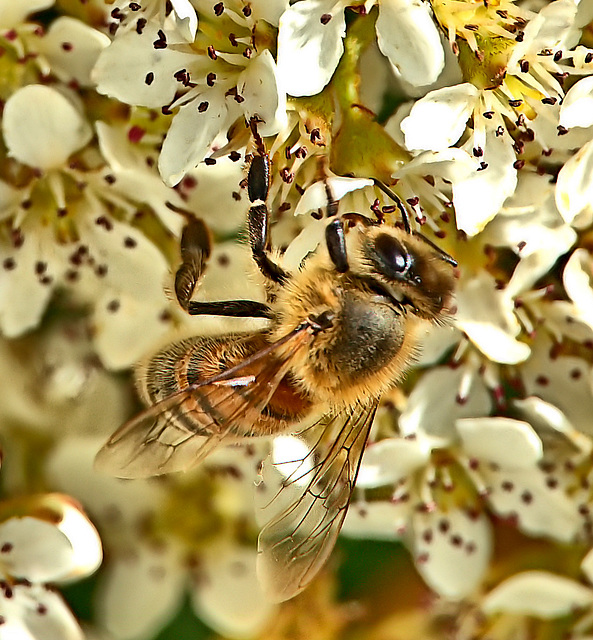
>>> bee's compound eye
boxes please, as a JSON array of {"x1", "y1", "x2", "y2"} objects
[{"x1": 374, "y1": 233, "x2": 410, "y2": 276}]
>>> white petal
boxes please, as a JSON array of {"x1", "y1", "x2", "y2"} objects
[
  {"x1": 486, "y1": 466, "x2": 584, "y2": 542},
  {"x1": 192, "y1": 544, "x2": 276, "y2": 638},
  {"x1": 92, "y1": 25, "x2": 197, "y2": 108},
  {"x1": 399, "y1": 366, "x2": 492, "y2": 447},
  {"x1": 482, "y1": 571, "x2": 593, "y2": 617},
  {"x1": 181, "y1": 159, "x2": 250, "y2": 234},
  {"x1": 581, "y1": 548, "x2": 593, "y2": 584},
  {"x1": 401, "y1": 147, "x2": 477, "y2": 183},
  {"x1": 0, "y1": 235, "x2": 54, "y2": 337},
  {"x1": 158, "y1": 93, "x2": 229, "y2": 186},
  {"x1": 46, "y1": 436, "x2": 165, "y2": 531},
  {"x1": 561, "y1": 76, "x2": 593, "y2": 129},
  {"x1": 2, "y1": 85, "x2": 91, "y2": 170},
  {"x1": 455, "y1": 272, "x2": 530, "y2": 364},
  {"x1": 400, "y1": 84, "x2": 478, "y2": 152},
  {"x1": 0, "y1": 0, "x2": 54, "y2": 29},
  {"x1": 0, "y1": 498, "x2": 101, "y2": 583},
  {"x1": 95, "y1": 122, "x2": 184, "y2": 235},
  {"x1": 92, "y1": 294, "x2": 171, "y2": 370},
  {"x1": 376, "y1": 0, "x2": 444, "y2": 87},
  {"x1": 343, "y1": 501, "x2": 408, "y2": 539},
  {"x1": 521, "y1": 337, "x2": 593, "y2": 437},
  {"x1": 4, "y1": 583, "x2": 84, "y2": 640},
  {"x1": 564, "y1": 249, "x2": 593, "y2": 326},
  {"x1": 55, "y1": 501, "x2": 103, "y2": 581},
  {"x1": 276, "y1": 0, "x2": 346, "y2": 97},
  {"x1": 170, "y1": 0, "x2": 198, "y2": 41},
  {"x1": 97, "y1": 545, "x2": 185, "y2": 640},
  {"x1": 412, "y1": 508, "x2": 492, "y2": 599},
  {"x1": 456, "y1": 418, "x2": 542, "y2": 468},
  {"x1": 453, "y1": 133, "x2": 517, "y2": 236},
  {"x1": 35, "y1": 17, "x2": 110, "y2": 87},
  {"x1": 238, "y1": 50, "x2": 287, "y2": 136},
  {"x1": 0, "y1": 518, "x2": 73, "y2": 583},
  {"x1": 281, "y1": 218, "x2": 327, "y2": 270},
  {"x1": 250, "y1": 0, "x2": 289, "y2": 25},
  {"x1": 556, "y1": 137, "x2": 593, "y2": 224},
  {"x1": 294, "y1": 177, "x2": 373, "y2": 216},
  {"x1": 414, "y1": 323, "x2": 460, "y2": 366},
  {"x1": 514, "y1": 397, "x2": 592, "y2": 455},
  {"x1": 509, "y1": 0, "x2": 578, "y2": 69},
  {"x1": 357, "y1": 438, "x2": 430, "y2": 488}
]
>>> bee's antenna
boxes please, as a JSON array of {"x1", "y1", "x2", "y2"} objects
[{"x1": 372, "y1": 180, "x2": 411, "y2": 234}]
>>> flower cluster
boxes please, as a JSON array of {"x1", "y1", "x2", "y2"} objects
[{"x1": 3, "y1": 0, "x2": 593, "y2": 638}]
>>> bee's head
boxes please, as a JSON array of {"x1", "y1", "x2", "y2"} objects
[{"x1": 360, "y1": 227, "x2": 457, "y2": 321}]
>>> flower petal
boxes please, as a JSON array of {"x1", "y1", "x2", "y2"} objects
[
  {"x1": 294, "y1": 177, "x2": 373, "y2": 216},
  {"x1": 276, "y1": 0, "x2": 346, "y2": 97},
  {"x1": 0, "y1": 233, "x2": 54, "y2": 337},
  {"x1": 560, "y1": 76, "x2": 593, "y2": 129},
  {"x1": 482, "y1": 571, "x2": 593, "y2": 618},
  {"x1": 35, "y1": 16, "x2": 111, "y2": 87},
  {"x1": 400, "y1": 84, "x2": 478, "y2": 152},
  {"x1": 2, "y1": 85, "x2": 91, "y2": 170},
  {"x1": 412, "y1": 508, "x2": 492, "y2": 599},
  {"x1": 3, "y1": 583, "x2": 84, "y2": 640},
  {"x1": 92, "y1": 24, "x2": 197, "y2": 108},
  {"x1": 158, "y1": 91, "x2": 229, "y2": 186},
  {"x1": 0, "y1": 517, "x2": 74, "y2": 583},
  {"x1": 0, "y1": 0, "x2": 54, "y2": 29},
  {"x1": 555, "y1": 137, "x2": 593, "y2": 224},
  {"x1": 97, "y1": 544, "x2": 185, "y2": 640},
  {"x1": 237, "y1": 49, "x2": 287, "y2": 136},
  {"x1": 456, "y1": 418, "x2": 543, "y2": 468},
  {"x1": 343, "y1": 501, "x2": 408, "y2": 539},
  {"x1": 399, "y1": 366, "x2": 492, "y2": 446},
  {"x1": 376, "y1": 0, "x2": 444, "y2": 87},
  {"x1": 564, "y1": 249, "x2": 593, "y2": 327},
  {"x1": 192, "y1": 544, "x2": 276, "y2": 638},
  {"x1": 170, "y1": 0, "x2": 198, "y2": 41},
  {"x1": 455, "y1": 271, "x2": 530, "y2": 364},
  {"x1": 357, "y1": 438, "x2": 430, "y2": 489},
  {"x1": 453, "y1": 132, "x2": 517, "y2": 236}
]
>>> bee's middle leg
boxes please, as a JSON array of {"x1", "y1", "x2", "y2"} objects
[{"x1": 175, "y1": 217, "x2": 272, "y2": 319}]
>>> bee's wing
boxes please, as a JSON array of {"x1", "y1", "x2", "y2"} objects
[
  {"x1": 95, "y1": 327, "x2": 312, "y2": 479},
  {"x1": 256, "y1": 400, "x2": 379, "y2": 602}
]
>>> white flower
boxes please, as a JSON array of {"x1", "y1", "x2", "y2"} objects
[
  {"x1": 277, "y1": 0, "x2": 444, "y2": 97},
  {"x1": 339, "y1": 369, "x2": 493, "y2": 599},
  {"x1": 93, "y1": 1, "x2": 288, "y2": 185},
  {"x1": 46, "y1": 437, "x2": 276, "y2": 639},
  {"x1": 400, "y1": 0, "x2": 586, "y2": 235}
]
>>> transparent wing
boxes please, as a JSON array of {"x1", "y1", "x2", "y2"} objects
[
  {"x1": 256, "y1": 400, "x2": 379, "y2": 602},
  {"x1": 95, "y1": 327, "x2": 312, "y2": 479}
]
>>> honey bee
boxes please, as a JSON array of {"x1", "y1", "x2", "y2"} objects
[{"x1": 95, "y1": 135, "x2": 457, "y2": 602}]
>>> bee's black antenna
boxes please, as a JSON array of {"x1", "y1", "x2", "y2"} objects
[{"x1": 372, "y1": 180, "x2": 411, "y2": 234}]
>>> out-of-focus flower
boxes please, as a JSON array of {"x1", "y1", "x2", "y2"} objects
[
  {"x1": 0, "y1": 83, "x2": 185, "y2": 366},
  {"x1": 47, "y1": 437, "x2": 276, "y2": 639}
]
